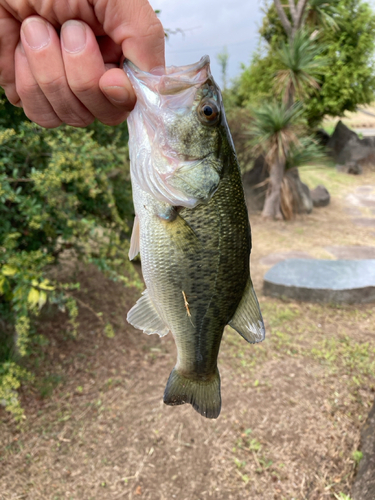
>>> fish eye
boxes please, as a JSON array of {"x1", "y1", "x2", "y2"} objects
[{"x1": 198, "y1": 99, "x2": 220, "y2": 126}]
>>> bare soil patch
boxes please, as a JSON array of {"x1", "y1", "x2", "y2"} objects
[{"x1": 1, "y1": 167, "x2": 375, "y2": 500}]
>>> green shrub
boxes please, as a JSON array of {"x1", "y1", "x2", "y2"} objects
[{"x1": 0, "y1": 94, "x2": 137, "y2": 419}]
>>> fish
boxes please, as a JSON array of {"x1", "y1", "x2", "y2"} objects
[{"x1": 124, "y1": 56, "x2": 265, "y2": 419}]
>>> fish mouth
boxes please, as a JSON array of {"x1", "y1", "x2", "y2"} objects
[{"x1": 124, "y1": 56, "x2": 212, "y2": 96}]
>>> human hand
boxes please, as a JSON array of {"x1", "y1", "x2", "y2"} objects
[{"x1": 0, "y1": 0, "x2": 165, "y2": 127}]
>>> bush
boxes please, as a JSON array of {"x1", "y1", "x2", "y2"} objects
[{"x1": 0, "y1": 93, "x2": 137, "y2": 419}]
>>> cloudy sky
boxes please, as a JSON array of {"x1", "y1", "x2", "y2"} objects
[{"x1": 149, "y1": 0, "x2": 266, "y2": 87}]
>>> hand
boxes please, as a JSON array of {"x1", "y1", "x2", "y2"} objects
[{"x1": 0, "y1": 0, "x2": 165, "y2": 127}]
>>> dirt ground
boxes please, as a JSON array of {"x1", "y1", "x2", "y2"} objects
[{"x1": 1, "y1": 167, "x2": 375, "y2": 500}]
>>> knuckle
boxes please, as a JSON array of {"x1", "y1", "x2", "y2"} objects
[
  {"x1": 65, "y1": 115, "x2": 95, "y2": 128},
  {"x1": 24, "y1": 108, "x2": 62, "y2": 129},
  {"x1": 100, "y1": 113, "x2": 129, "y2": 127},
  {"x1": 68, "y1": 76, "x2": 98, "y2": 97},
  {"x1": 39, "y1": 74, "x2": 67, "y2": 94},
  {"x1": 142, "y1": 18, "x2": 165, "y2": 41},
  {"x1": 16, "y1": 79, "x2": 37, "y2": 98}
]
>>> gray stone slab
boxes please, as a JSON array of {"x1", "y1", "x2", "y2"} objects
[
  {"x1": 263, "y1": 259, "x2": 375, "y2": 304},
  {"x1": 325, "y1": 246, "x2": 375, "y2": 260}
]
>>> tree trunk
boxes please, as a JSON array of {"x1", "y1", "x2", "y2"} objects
[{"x1": 262, "y1": 157, "x2": 285, "y2": 220}]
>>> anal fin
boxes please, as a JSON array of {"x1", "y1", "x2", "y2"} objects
[
  {"x1": 229, "y1": 279, "x2": 265, "y2": 344},
  {"x1": 127, "y1": 289, "x2": 169, "y2": 337},
  {"x1": 129, "y1": 214, "x2": 140, "y2": 261}
]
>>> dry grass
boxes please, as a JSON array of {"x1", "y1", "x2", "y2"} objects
[
  {"x1": 1, "y1": 168, "x2": 375, "y2": 500},
  {"x1": 323, "y1": 104, "x2": 375, "y2": 132}
]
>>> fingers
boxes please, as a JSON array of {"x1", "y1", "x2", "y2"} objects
[
  {"x1": 92, "y1": 0, "x2": 165, "y2": 71},
  {"x1": 15, "y1": 41, "x2": 61, "y2": 127},
  {"x1": 60, "y1": 20, "x2": 133, "y2": 124},
  {"x1": 19, "y1": 16, "x2": 94, "y2": 127},
  {"x1": 17, "y1": 16, "x2": 133, "y2": 127},
  {"x1": 0, "y1": 5, "x2": 21, "y2": 105}
]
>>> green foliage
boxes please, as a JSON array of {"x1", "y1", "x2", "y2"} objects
[
  {"x1": 248, "y1": 101, "x2": 303, "y2": 162},
  {"x1": 239, "y1": 0, "x2": 375, "y2": 126},
  {"x1": 305, "y1": 0, "x2": 375, "y2": 125},
  {"x1": 275, "y1": 30, "x2": 327, "y2": 103},
  {"x1": 0, "y1": 90, "x2": 137, "y2": 419},
  {"x1": 285, "y1": 136, "x2": 327, "y2": 170},
  {"x1": 352, "y1": 450, "x2": 363, "y2": 466}
]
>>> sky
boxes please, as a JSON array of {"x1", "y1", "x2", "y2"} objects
[{"x1": 149, "y1": 0, "x2": 266, "y2": 87}]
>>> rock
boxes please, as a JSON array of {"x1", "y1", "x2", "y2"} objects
[
  {"x1": 315, "y1": 128, "x2": 331, "y2": 146},
  {"x1": 311, "y1": 185, "x2": 330, "y2": 207},
  {"x1": 351, "y1": 400, "x2": 375, "y2": 500},
  {"x1": 327, "y1": 121, "x2": 375, "y2": 168},
  {"x1": 263, "y1": 258, "x2": 375, "y2": 304},
  {"x1": 336, "y1": 161, "x2": 363, "y2": 175}
]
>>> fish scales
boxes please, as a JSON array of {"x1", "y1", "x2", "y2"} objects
[{"x1": 125, "y1": 56, "x2": 265, "y2": 419}]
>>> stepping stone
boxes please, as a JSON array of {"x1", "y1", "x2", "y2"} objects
[
  {"x1": 325, "y1": 246, "x2": 375, "y2": 260},
  {"x1": 259, "y1": 251, "x2": 314, "y2": 266},
  {"x1": 263, "y1": 259, "x2": 375, "y2": 304}
]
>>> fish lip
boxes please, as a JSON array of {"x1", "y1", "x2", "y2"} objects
[
  {"x1": 124, "y1": 56, "x2": 212, "y2": 95},
  {"x1": 124, "y1": 55, "x2": 210, "y2": 79}
]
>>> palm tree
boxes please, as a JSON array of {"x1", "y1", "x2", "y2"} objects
[
  {"x1": 275, "y1": 30, "x2": 326, "y2": 107},
  {"x1": 249, "y1": 101, "x2": 303, "y2": 219},
  {"x1": 304, "y1": 0, "x2": 340, "y2": 31}
]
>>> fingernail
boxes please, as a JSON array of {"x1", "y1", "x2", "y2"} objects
[
  {"x1": 22, "y1": 17, "x2": 50, "y2": 50},
  {"x1": 102, "y1": 86, "x2": 130, "y2": 104},
  {"x1": 61, "y1": 21, "x2": 86, "y2": 54}
]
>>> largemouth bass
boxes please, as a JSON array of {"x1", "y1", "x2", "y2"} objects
[{"x1": 125, "y1": 56, "x2": 265, "y2": 419}]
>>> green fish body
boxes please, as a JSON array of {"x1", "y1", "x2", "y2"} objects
[{"x1": 125, "y1": 57, "x2": 265, "y2": 419}]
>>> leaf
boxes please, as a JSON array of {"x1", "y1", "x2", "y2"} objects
[
  {"x1": 2, "y1": 265, "x2": 17, "y2": 276},
  {"x1": 38, "y1": 291, "x2": 47, "y2": 310},
  {"x1": 39, "y1": 279, "x2": 55, "y2": 291},
  {"x1": 27, "y1": 288, "x2": 40, "y2": 309},
  {"x1": 0, "y1": 275, "x2": 5, "y2": 295}
]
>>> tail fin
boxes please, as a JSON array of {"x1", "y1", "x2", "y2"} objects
[{"x1": 163, "y1": 367, "x2": 221, "y2": 419}]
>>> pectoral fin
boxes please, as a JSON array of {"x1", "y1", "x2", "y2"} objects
[
  {"x1": 162, "y1": 210, "x2": 201, "y2": 255},
  {"x1": 229, "y1": 279, "x2": 265, "y2": 344},
  {"x1": 129, "y1": 214, "x2": 140, "y2": 261},
  {"x1": 127, "y1": 289, "x2": 169, "y2": 337}
]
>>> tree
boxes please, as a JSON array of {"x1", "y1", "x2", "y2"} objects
[
  {"x1": 240, "y1": 0, "x2": 375, "y2": 126},
  {"x1": 274, "y1": 0, "x2": 309, "y2": 40},
  {"x1": 217, "y1": 46, "x2": 229, "y2": 91},
  {"x1": 275, "y1": 30, "x2": 326, "y2": 107},
  {"x1": 249, "y1": 101, "x2": 303, "y2": 219}
]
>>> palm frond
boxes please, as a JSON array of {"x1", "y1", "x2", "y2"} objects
[
  {"x1": 305, "y1": 0, "x2": 340, "y2": 30},
  {"x1": 248, "y1": 101, "x2": 303, "y2": 164},
  {"x1": 275, "y1": 30, "x2": 328, "y2": 102},
  {"x1": 285, "y1": 136, "x2": 327, "y2": 170}
]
